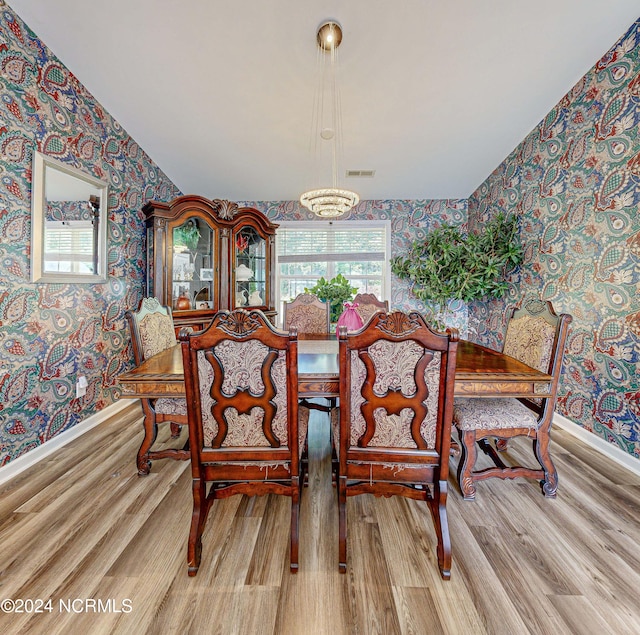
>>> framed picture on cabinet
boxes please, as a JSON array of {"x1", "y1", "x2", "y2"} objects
[{"x1": 200, "y1": 268, "x2": 213, "y2": 281}]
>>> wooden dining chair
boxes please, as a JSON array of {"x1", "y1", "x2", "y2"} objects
[
  {"x1": 125, "y1": 297, "x2": 189, "y2": 475},
  {"x1": 179, "y1": 309, "x2": 310, "y2": 576},
  {"x1": 453, "y1": 297, "x2": 572, "y2": 500},
  {"x1": 282, "y1": 293, "x2": 330, "y2": 337},
  {"x1": 352, "y1": 293, "x2": 389, "y2": 325},
  {"x1": 283, "y1": 292, "x2": 334, "y2": 414},
  {"x1": 335, "y1": 311, "x2": 459, "y2": 579}
]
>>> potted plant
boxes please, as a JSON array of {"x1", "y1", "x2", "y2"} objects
[
  {"x1": 305, "y1": 273, "x2": 358, "y2": 324},
  {"x1": 390, "y1": 212, "x2": 523, "y2": 327}
]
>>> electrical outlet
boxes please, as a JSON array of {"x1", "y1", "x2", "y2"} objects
[{"x1": 76, "y1": 375, "x2": 88, "y2": 398}]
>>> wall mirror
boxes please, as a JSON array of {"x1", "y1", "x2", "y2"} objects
[{"x1": 30, "y1": 150, "x2": 108, "y2": 283}]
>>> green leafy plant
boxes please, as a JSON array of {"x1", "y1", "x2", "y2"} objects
[
  {"x1": 390, "y1": 212, "x2": 523, "y2": 325},
  {"x1": 305, "y1": 273, "x2": 358, "y2": 323}
]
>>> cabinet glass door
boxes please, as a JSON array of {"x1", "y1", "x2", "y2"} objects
[
  {"x1": 171, "y1": 217, "x2": 215, "y2": 311},
  {"x1": 234, "y1": 226, "x2": 266, "y2": 308}
]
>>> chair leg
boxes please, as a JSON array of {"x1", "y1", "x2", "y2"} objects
[
  {"x1": 338, "y1": 475, "x2": 347, "y2": 572},
  {"x1": 456, "y1": 428, "x2": 478, "y2": 501},
  {"x1": 137, "y1": 401, "x2": 158, "y2": 476},
  {"x1": 328, "y1": 419, "x2": 338, "y2": 487},
  {"x1": 534, "y1": 430, "x2": 558, "y2": 497},
  {"x1": 290, "y1": 476, "x2": 300, "y2": 573},
  {"x1": 301, "y1": 439, "x2": 309, "y2": 487},
  {"x1": 431, "y1": 479, "x2": 451, "y2": 580},
  {"x1": 187, "y1": 477, "x2": 207, "y2": 576}
]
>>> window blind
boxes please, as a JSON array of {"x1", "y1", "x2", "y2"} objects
[
  {"x1": 44, "y1": 221, "x2": 95, "y2": 272},
  {"x1": 275, "y1": 222, "x2": 390, "y2": 312},
  {"x1": 277, "y1": 226, "x2": 386, "y2": 262}
]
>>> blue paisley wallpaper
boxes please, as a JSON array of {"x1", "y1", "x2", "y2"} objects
[
  {"x1": 0, "y1": 0, "x2": 638, "y2": 470},
  {"x1": 0, "y1": 2, "x2": 181, "y2": 466},
  {"x1": 468, "y1": 19, "x2": 640, "y2": 458}
]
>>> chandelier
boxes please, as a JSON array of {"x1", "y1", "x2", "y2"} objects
[
  {"x1": 300, "y1": 187, "x2": 359, "y2": 218},
  {"x1": 300, "y1": 21, "x2": 359, "y2": 218}
]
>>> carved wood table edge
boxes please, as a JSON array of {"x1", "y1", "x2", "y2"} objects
[{"x1": 117, "y1": 338, "x2": 553, "y2": 400}]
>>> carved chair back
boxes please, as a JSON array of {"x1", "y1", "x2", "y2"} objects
[
  {"x1": 179, "y1": 309, "x2": 309, "y2": 575},
  {"x1": 283, "y1": 293, "x2": 330, "y2": 336},
  {"x1": 352, "y1": 293, "x2": 389, "y2": 325},
  {"x1": 502, "y1": 296, "x2": 572, "y2": 411},
  {"x1": 128, "y1": 297, "x2": 177, "y2": 364}
]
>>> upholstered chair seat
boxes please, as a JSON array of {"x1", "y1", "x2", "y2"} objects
[
  {"x1": 154, "y1": 398, "x2": 188, "y2": 416},
  {"x1": 454, "y1": 398, "x2": 538, "y2": 431}
]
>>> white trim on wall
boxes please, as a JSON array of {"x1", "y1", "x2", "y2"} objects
[
  {"x1": 554, "y1": 412, "x2": 640, "y2": 478},
  {"x1": 0, "y1": 399, "x2": 139, "y2": 487}
]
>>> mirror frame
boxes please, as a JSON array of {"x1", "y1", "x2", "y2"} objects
[{"x1": 30, "y1": 150, "x2": 109, "y2": 283}]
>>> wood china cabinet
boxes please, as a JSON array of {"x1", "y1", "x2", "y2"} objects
[{"x1": 143, "y1": 196, "x2": 278, "y2": 332}]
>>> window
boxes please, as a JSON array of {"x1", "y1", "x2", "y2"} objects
[
  {"x1": 276, "y1": 220, "x2": 390, "y2": 313},
  {"x1": 44, "y1": 221, "x2": 96, "y2": 274}
]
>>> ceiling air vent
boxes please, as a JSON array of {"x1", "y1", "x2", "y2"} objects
[{"x1": 346, "y1": 169, "x2": 376, "y2": 178}]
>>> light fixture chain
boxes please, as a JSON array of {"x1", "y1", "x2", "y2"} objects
[{"x1": 300, "y1": 20, "x2": 359, "y2": 218}]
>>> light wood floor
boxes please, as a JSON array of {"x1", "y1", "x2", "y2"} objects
[{"x1": 1, "y1": 402, "x2": 640, "y2": 635}]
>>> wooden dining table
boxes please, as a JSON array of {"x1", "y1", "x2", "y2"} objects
[{"x1": 117, "y1": 338, "x2": 553, "y2": 401}]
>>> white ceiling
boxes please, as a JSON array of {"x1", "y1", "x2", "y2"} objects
[{"x1": 7, "y1": 1, "x2": 640, "y2": 202}]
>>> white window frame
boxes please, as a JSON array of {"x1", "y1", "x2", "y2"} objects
[{"x1": 275, "y1": 220, "x2": 391, "y2": 324}]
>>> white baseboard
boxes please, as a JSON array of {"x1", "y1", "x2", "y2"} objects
[
  {"x1": 554, "y1": 412, "x2": 640, "y2": 478},
  {"x1": 0, "y1": 399, "x2": 139, "y2": 487}
]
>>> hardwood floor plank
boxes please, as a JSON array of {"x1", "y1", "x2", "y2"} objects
[
  {"x1": 183, "y1": 587, "x2": 281, "y2": 635},
  {"x1": 445, "y1": 504, "x2": 534, "y2": 635},
  {"x1": 274, "y1": 571, "x2": 348, "y2": 635},
  {"x1": 297, "y1": 412, "x2": 340, "y2": 573},
  {"x1": 469, "y1": 523, "x2": 574, "y2": 633},
  {"x1": 391, "y1": 585, "x2": 445, "y2": 635},
  {"x1": 553, "y1": 428, "x2": 639, "y2": 486},
  {"x1": 345, "y1": 512, "x2": 403, "y2": 634},
  {"x1": 475, "y1": 487, "x2": 583, "y2": 595},
  {"x1": 1, "y1": 407, "x2": 640, "y2": 634},
  {"x1": 142, "y1": 585, "x2": 199, "y2": 634},
  {"x1": 375, "y1": 496, "x2": 439, "y2": 588},
  {"x1": 547, "y1": 594, "x2": 635, "y2": 635},
  {"x1": 1, "y1": 450, "x2": 158, "y2": 600},
  {"x1": 245, "y1": 495, "x2": 290, "y2": 586},
  {"x1": 0, "y1": 403, "x2": 141, "y2": 523}
]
